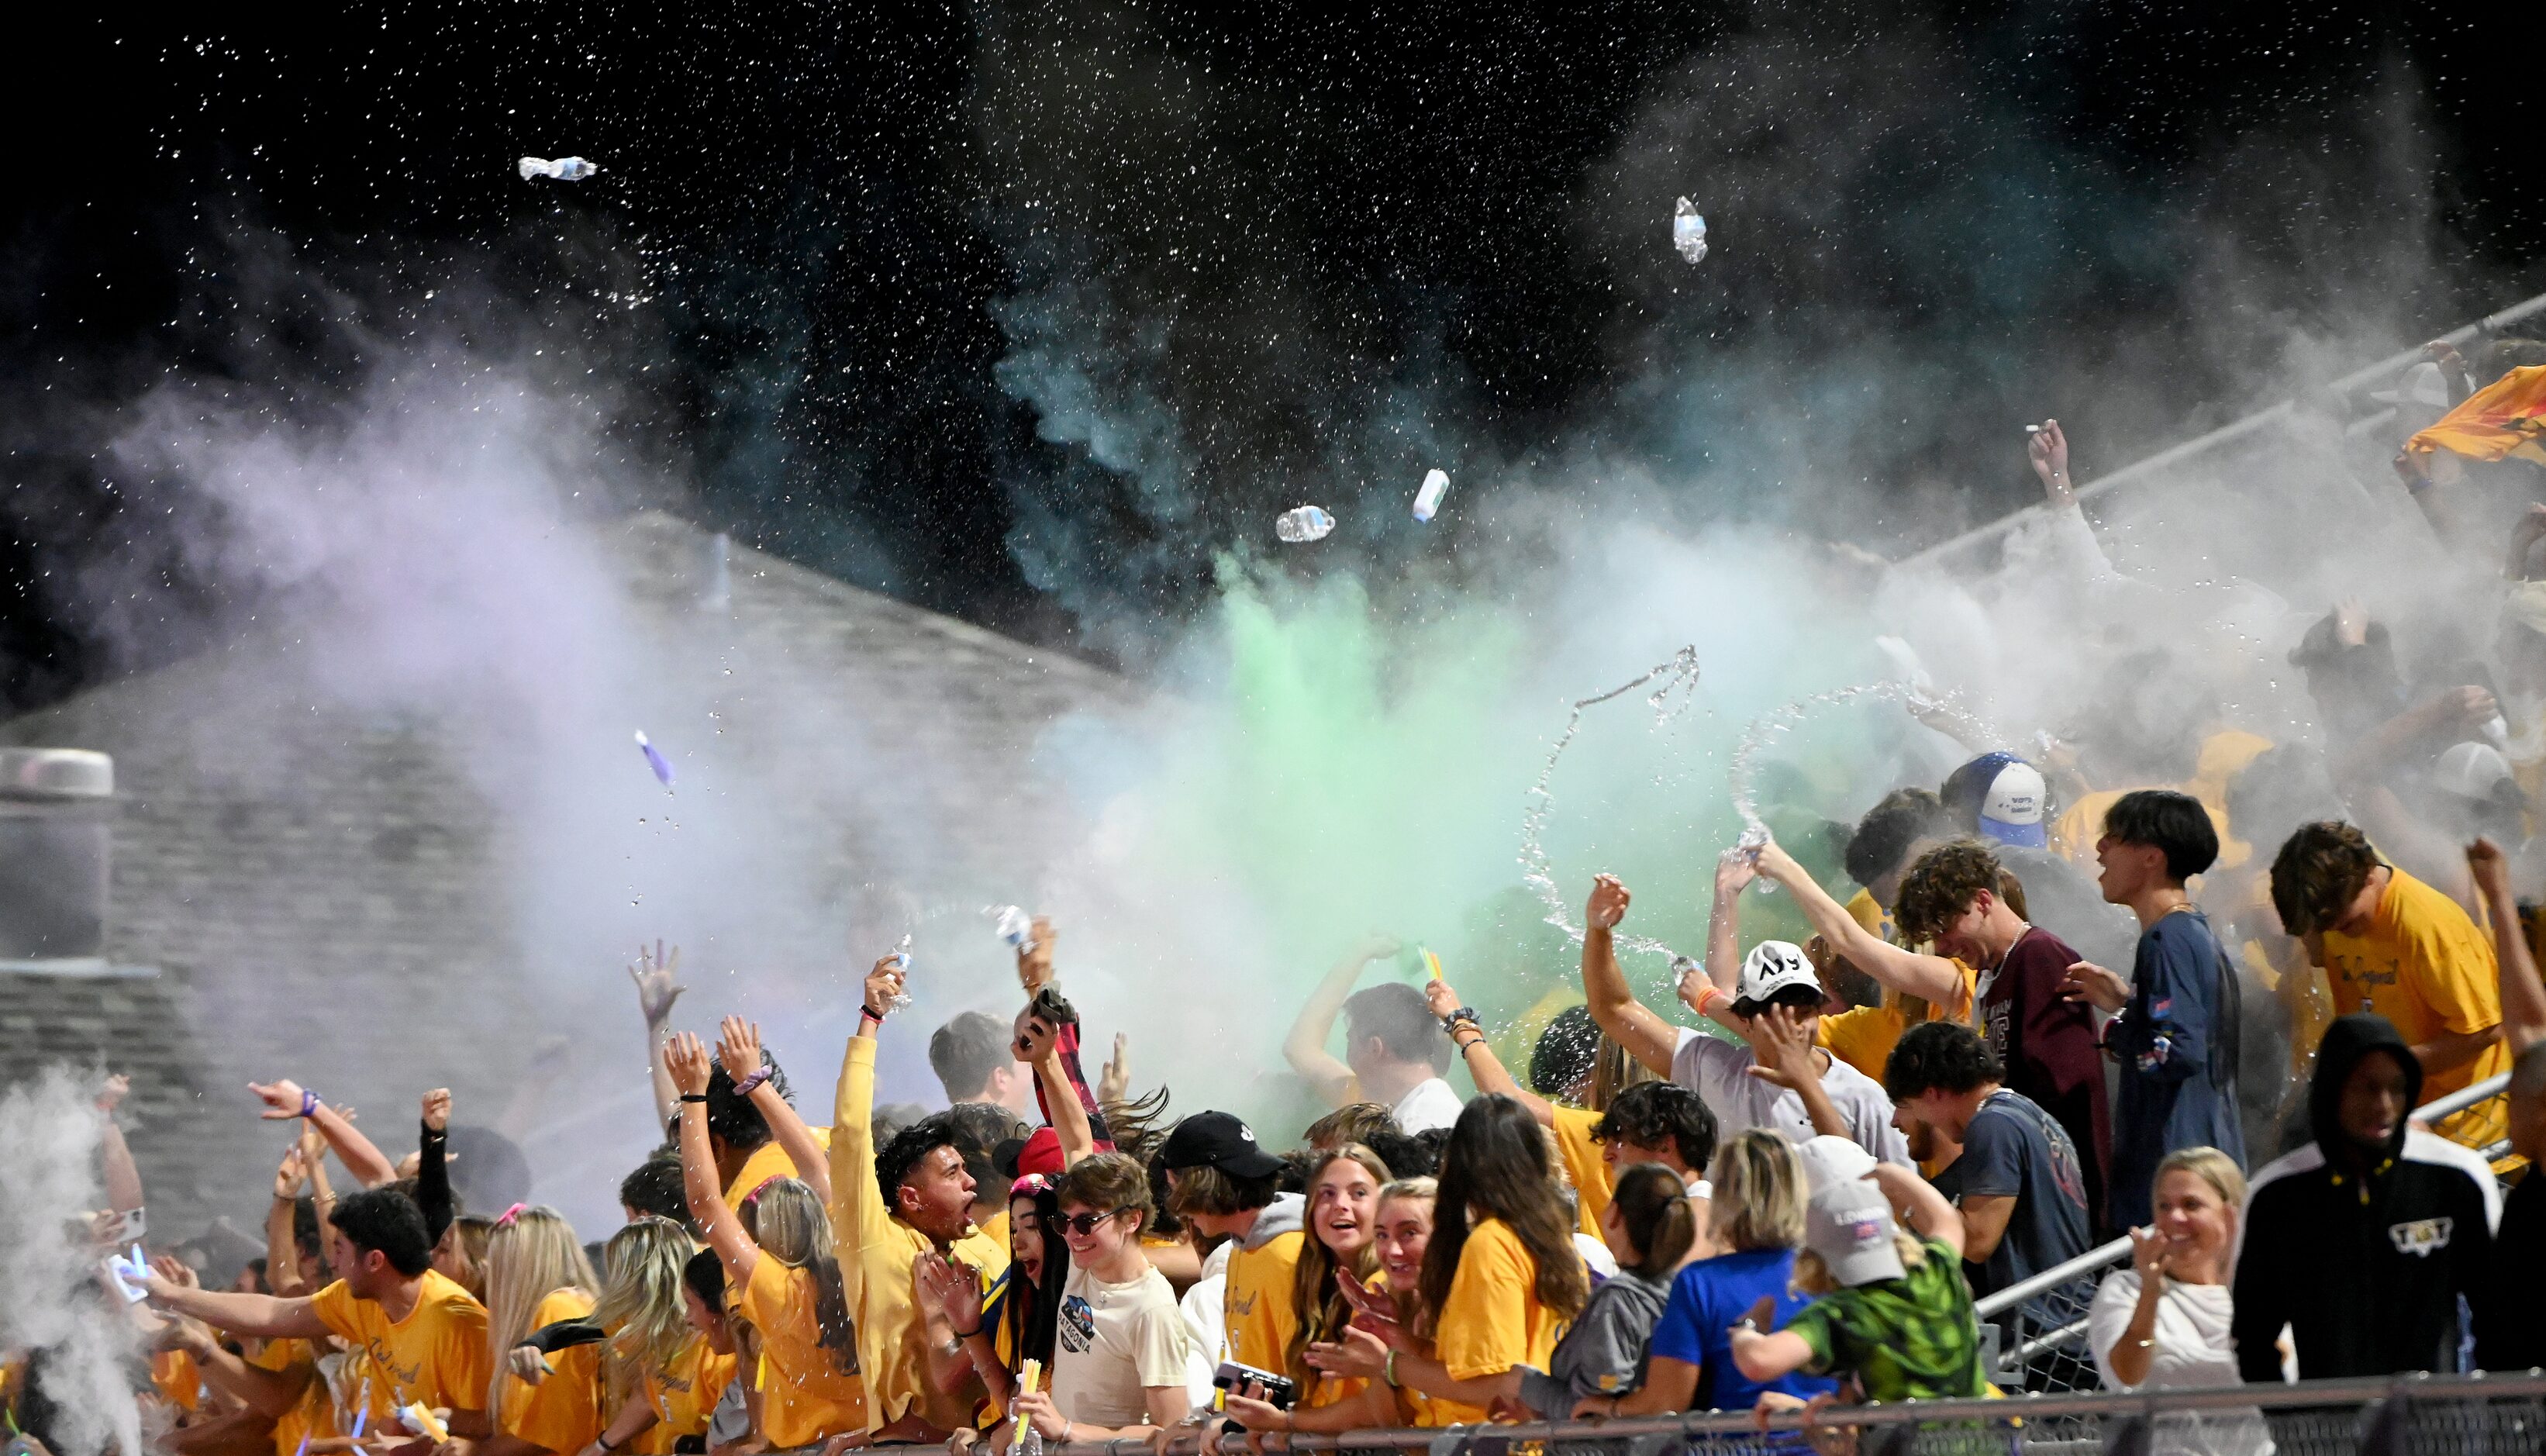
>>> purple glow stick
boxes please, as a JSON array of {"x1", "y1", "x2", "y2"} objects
[{"x1": 633, "y1": 730, "x2": 675, "y2": 790}]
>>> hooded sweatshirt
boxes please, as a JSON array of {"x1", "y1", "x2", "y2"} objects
[
  {"x1": 2229, "y1": 1014, "x2": 2499, "y2": 1382},
  {"x1": 1220, "y1": 1193, "x2": 1307, "y2": 1375}
]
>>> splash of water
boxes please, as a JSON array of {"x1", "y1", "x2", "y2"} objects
[
  {"x1": 1726, "y1": 680, "x2": 1996, "y2": 835},
  {"x1": 1517, "y1": 647, "x2": 1708, "y2": 962}
]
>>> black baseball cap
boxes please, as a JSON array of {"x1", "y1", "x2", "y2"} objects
[{"x1": 1159, "y1": 1111, "x2": 1285, "y2": 1178}]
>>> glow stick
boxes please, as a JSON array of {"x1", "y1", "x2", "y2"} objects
[
  {"x1": 1013, "y1": 1358, "x2": 1042, "y2": 1443},
  {"x1": 401, "y1": 1403, "x2": 449, "y2": 1441},
  {"x1": 1420, "y1": 947, "x2": 1443, "y2": 982}
]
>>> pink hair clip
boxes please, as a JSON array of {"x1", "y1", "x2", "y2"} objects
[{"x1": 495, "y1": 1202, "x2": 527, "y2": 1227}]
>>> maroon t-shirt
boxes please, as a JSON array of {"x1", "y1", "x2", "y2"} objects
[{"x1": 1978, "y1": 926, "x2": 2112, "y2": 1233}]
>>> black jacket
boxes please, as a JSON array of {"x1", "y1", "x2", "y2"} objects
[{"x1": 2229, "y1": 1013, "x2": 2499, "y2": 1382}]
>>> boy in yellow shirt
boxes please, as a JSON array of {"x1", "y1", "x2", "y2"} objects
[
  {"x1": 2269, "y1": 820, "x2": 2510, "y2": 1148},
  {"x1": 143, "y1": 1186, "x2": 494, "y2": 1437},
  {"x1": 1160, "y1": 1110, "x2": 1302, "y2": 1375}
]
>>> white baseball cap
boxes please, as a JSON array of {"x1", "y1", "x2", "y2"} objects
[
  {"x1": 2369, "y1": 361, "x2": 2449, "y2": 409},
  {"x1": 1792, "y1": 1133, "x2": 1879, "y2": 1195},
  {"x1": 2434, "y1": 740, "x2": 2513, "y2": 802},
  {"x1": 1737, "y1": 940, "x2": 1821, "y2": 1009},
  {"x1": 1963, "y1": 754, "x2": 2050, "y2": 849}
]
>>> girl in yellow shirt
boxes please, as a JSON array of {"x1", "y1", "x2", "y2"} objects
[
  {"x1": 1220, "y1": 1151, "x2": 1409, "y2": 1441},
  {"x1": 481, "y1": 1206, "x2": 602, "y2": 1447}
]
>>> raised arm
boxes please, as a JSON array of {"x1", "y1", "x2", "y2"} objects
[
  {"x1": 668, "y1": 1032, "x2": 759, "y2": 1291},
  {"x1": 630, "y1": 940, "x2": 688, "y2": 1131},
  {"x1": 1869, "y1": 1162, "x2": 1965, "y2": 1261},
  {"x1": 830, "y1": 956, "x2": 904, "y2": 1282},
  {"x1": 141, "y1": 1277, "x2": 329, "y2": 1341},
  {"x1": 416, "y1": 1089, "x2": 454, "y2": 1247},
  {"x1": 1753, "y1": 840, "x2": 1965, "y2": 1007},
  {"x1": 1697, "y1": 853, "x2": 1758, "y2": 1033},
  {"x1": 94, "y1": 1075, "x2": 143, "y2": 1214},
  {"x1": 1581, "y1": 875, "x2": 1681, "y2": 1078},
  {"x1": 2470, "y1": 837, "x2": 2546, "y2": 1057},
  {"x1": 1744, "y1": 1006, "x2": 1848, "y2": 1140},
  {"x1": 153, "y1": 1261, "x2": 311, "y2": 1418},
  {"x1": 266, "y1": 1144, "x2": 312, "y2": 1296},
  {"x1": 1423, "y1": 977, "x2": 1551, "y2": 1120},
  {"x1": 719, "y1": 1017, "x2": 830, "y2": 1207},
  {"x1": 1284, "y1": 934, "x2": 1401, "y2": 1106},
  {"x1": 247, "y1": 1079, "x2": 398, "y2": 1190},
  {"x1": 1023, "y1": 1016, "x2": 1098, "y2": 1169}
]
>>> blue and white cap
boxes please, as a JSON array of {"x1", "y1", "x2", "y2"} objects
[{"x1": 1947, "y1": 751, "x2": 2048, "y2": 850}]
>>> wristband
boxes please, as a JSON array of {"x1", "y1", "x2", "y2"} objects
[
  {"x1": 298, "y1": 1089, "x2": 320, "y2": 1120},
  {"x1": 732, "y1": 1066, "x2": 774, "y2": 1097},
  {"x1": 1384, "y1": 1348, "x2": 1399, "y2": 1388},
  {"x1": 1695, "y1": 985, "x2": 1727, "y2": 1018},
  {"x1": 953, "y1": 1324, "x2": 981, "y2": 1340},
  {"x1": 862, "y1": 1004, "x2": 888, "y2": 1023},
  {"x1": 678, "y1": 1092, "x2": 709, "y2": 1104}
]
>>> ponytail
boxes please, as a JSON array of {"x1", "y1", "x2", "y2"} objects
[{"x1": 1609, "y1": 1163, "x2": 1695, "y2": 1280}]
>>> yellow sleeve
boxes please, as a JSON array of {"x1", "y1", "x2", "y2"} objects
[
  {"x1": 1432, "y1": 1222, "x2": 1535, "y2": 1382},
  {"x1": 1843, "y1": 888, "x2": 1886, "y2": 940},
  {"x1": 830, "y1": 1036, "x2": 888, "y2": 1303},
  {"x1": 306, "y1": 1280, "x2": 364, "y2": 1343},
  {"x1": 512, "y1": 1343, "x2": 603, "y2": 1453},
  {"x1": 2400, "y1": 884, "x2": 2505, "y2": 1037},
  {"x1": 433, "y1": 1292, "x2": 495, "y2": 1417},
  {"x1": 1223, "y1": 1234, "x2": 1302, "y2": 1372},
  {"x1": 1816, "y1": 1002, "x2": 1899, "y2": 1083},
  {"x1": 1548, "y1": 1105, "x2": 1609, "y2": 1236}
]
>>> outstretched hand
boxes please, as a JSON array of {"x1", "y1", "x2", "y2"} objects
[
  {"x1": 248, "y1": 1079, "x2": 309, "y2": 1122},
  {"x1": 629, "y1": 940, "x2": 686, "y2": 1024},
  {"x1": 864, "y1": 956, "x2": 907, "y2": 1019},
  {"x1": 1016, "y1": 915, "x2": 1057, "y2": 993},
  {"x1": 1586, "y1": 874, "x2": 1631, "y2": 930},
  {"x1": 422, "y1": 1089, "x2": 451, "y2": 1133},
  {"x1": 664, "y1": 1032, "x2": 715, "y2": 1099},
  {"x1": 717, "y1": 1016, "x2": 765, "y2": 1084},
  {"x1": 2059, "y1": 961, "x2": 2130, "y2": 1013},
  {"x1": 1097, "y1": 1033, "x2": 1131, "y2": 1106},
  {"x1": 1715, "y1": 846, "x2": 1759, "y2": 898},
  {"x1": 2027, "y1": 419, "x2": 2072, "y2": 500}
]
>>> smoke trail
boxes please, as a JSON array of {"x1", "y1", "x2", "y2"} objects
[{"x1": 0, "y1": 1067, "x2": 143, "y2": 1456}]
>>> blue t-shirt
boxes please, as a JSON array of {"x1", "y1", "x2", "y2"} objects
[
  {"x1": 2106, "y1": 909, "x2": 2245, "y2": 1229},
  {"x1": 1930, "y1": 1088, "x2": 2090, "y2": 1305},
  {"x1": 1647, "y1": 1247, "x2": 1839, "y2": 1413}
]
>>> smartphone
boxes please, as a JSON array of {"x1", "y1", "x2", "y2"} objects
[
  {"x1": 1212, "y1": 1361, "x2": 1297, "y2": 1411},
  {"x1": 92, "y1": 1206, "x2": 147, "y2": 1247}
]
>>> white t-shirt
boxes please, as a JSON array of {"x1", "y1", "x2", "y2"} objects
[
  {"x1": 1391, "y1": 1076, "x2": 1465, "y2": 1133},
  {"x1": 1178, "y1": 1238, "x2": 1233, "y2": 1409},
  {"x1": 2087, "y1": 1272, "x2": 2270, "y2": 1456},
  {"x1": 1670, "y1": 1026, "x2": 1912, "y2": 1166},
  {"x1": 1054, "y1": 1261, "x2": 1190, "y2": 1428}
]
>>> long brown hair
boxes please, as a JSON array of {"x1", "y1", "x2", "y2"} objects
[
  {"x1": 1416, "y1": 1096, "x2": 1587, "y2": 1334},
  {"x1": 1285, "y1": 1145, "x2": 1389, "y2": 1387}
]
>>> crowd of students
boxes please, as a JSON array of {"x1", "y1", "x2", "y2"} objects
[{"x1": 19, "y1": 356, "x2": 2546, "y2": 1454}]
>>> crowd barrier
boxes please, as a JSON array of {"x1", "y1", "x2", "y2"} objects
[
  {"x1": 992, "y1": 1371, "x2": 2546, "y2": 1456},
  {"x1": 1971, "y1": 1070, "x2": 2515, "y2": 1394}
]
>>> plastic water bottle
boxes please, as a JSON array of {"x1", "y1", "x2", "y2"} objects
[
  {"x1": 1672, "y1": 198, "x2": 1708, "y2": 264},
  {"x1": 1275, "y1": 506, "x2": 1335, "y2": 543},
  {"x1": 1413, "y1": 469, "x2": 1449, "y2": 523},
  {"x1": 884, "y1": 934, "x2": 913, "y2": 1014},
  {"x1": 989, "y1": 905, "x2": 1037, "y2": 955},
  {"x1": 518, "y1": 156, "x2": 601, "y2": 182}
]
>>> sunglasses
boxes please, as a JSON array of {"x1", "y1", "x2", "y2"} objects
[{"x1": 1056, "y1": 1209, "x2": 1127, "y2": 1237}]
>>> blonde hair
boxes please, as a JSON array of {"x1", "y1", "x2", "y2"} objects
[
  {"x1": 441, "y1": 1215, "x2": 495, "y2": 1299},
  {"x1": 1792, "y1": 1233, "x2": 1928, "y2": 1295},
  {"x1": 2155, "y1": 1146, "x2": 2247, "y2": 1209},
  {"x1": 1588, "y1": 1033, "x2": 1657, "y2": 1112},
  {"x1": 1707, "y1": 1130, "x2": 1808, "y2": 1253},
  {"x1": 482, "y1": 1207, "x2": 600, "y2": 1419},
  {"x1": 739, "y1": 1178, "x2": 856, "y2": 1371},
  {"x1": 1375, "y1": 1178, "x2": 1437, "y2": 1327},
  {"x1": 594, "y1": 1216, "x2": 693, "y2": 1409}
]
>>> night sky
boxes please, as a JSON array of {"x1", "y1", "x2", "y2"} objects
[{"x1": 3, "y1": 3, "x2": 2536, "y2": 710}]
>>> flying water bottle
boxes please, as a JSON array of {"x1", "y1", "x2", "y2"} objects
[
  {"x1": 519, "y1": 156, "x2": 601, "y2": 182},
  {"x1": 1672, "y1": 198, "x2": 1708, "y2": 264},
  {"x1": 989, "y1": 905, "x2": 1037, "y2": 956},
  {"x1": 1275, "y1": 506, "x2": 1336, "y2": 543},
  {"x1": 884, "y1": 934, "x2": 913, "y2": 1014},
  {"x1": 1413, "y1": 469, "x2": 1450, "y2": 523}
]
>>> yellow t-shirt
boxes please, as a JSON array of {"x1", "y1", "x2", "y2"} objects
[
  {"x1": 1818, "y1": 888, "x2": 1978, "y2": 1082},
  {"x1": 742, "y1": 1254, "x2": 869, "y2": 1446},
  {"x1": 1549, "y1": 1104, "x2": 1610, "y2": 1238},
  {"x1": 150, "y1": 1350, "x2": 201, "y2": 1411},
  {"x1": 498, "y1": 1288, "x2": 595, "y2": 1438},
  {"x1": 725, "y1": 1125, "x2": 836, "y2": 1206},
  {"x1": 830, "y1": 1037, "x2": 1011, "y2": 1434},
  {"x1": 309, "y1": 1268, "x2": 493, "y2": 1417},
  {"x1": 246, "y1": 1337, "x2": 325, "y2": 1456},
  {"x1": 1222, "y1": 1227, "x2": 1306, "y2": 1376},
  {"x1": 2320, "y1": 868, "x2": 2511, "y2": 1148},
  {"x1": 638, "y1": 1337, "x2": 737, "y2": 1454},
  {"x1": 2054, "y1": 730, "x2": 2274, "y2": 870},
  {"x1": 1429, "y1": 1218, "x2": 1563, "y2": 1425}
]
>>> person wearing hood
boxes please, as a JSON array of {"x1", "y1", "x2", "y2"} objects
[
  {"x1": 1160, "y1": 1112, "x2": 1304, "y2": 1378},
  {"x1": 2229, "y1": 1013, "x2": 2498, "y2": 1382}
]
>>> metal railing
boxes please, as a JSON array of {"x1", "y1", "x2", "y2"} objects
[
  {"x1": 1900, "y1": 288, "x2": 2546, "y2": 571},
  {"x1": 993, "y1": 1371, "x2": 2546, "y2": 1455},
  {"x1": 1970, "y1": 1070, "x2": 2516, "y2": 1392}
]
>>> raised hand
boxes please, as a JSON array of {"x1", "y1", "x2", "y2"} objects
[
  {"x1": 95, "y1": 1074, "x2": 130, "y2": 1115},
  {"x1": 274, "y1": 1144, "x2": 311, "y2": 1201},
  {"x1": 422, "y1": 1089, "x2": 451, "y2": 1133},
  {"x1": 1742, "y1": 1005, "x2": 1820, "y2": 1090},
  {"x1": 1017, "y1": 915, "x2": 1058, "y2": 992},
  {"x1": 2469, "y1": 837, "x2": 2513, "y2": 899},
  {"x1": 916, "y1": 1251, "x2": 985, "y2": 1332},
  {"x1": 2027, "y1": 418, "x2": 2072, "y2": 499},
  {"x1": 1421, "y1": 976, "x2": 1462, "y2": 1022},
  {"x1": 664, "y1": 1032, "x2": 715, "y2": 1099},
  {"x1": 628, "y1": 940, "x2": 686, "y2": 1025},
  {"x1": 1097, "y1": 1033, "x2": 1131, "y2": 1107},
  {"x1": 1586, "y1": 874, "x2": 1631, "y2": 930},
  {"x1": 1716, "y1": 846, "x2": 1759, "y2": 898},
  {"x1": 864, "y1": 955, "x2": 907, "y2": 1018},
  {"x1": 2059, "y1": 961, "x2": 2130, "y2": 1014},
  {"x1": 717, "y1": 1016, "x2": 765, "y2": 1083},
  {"x1": 2128, "y1": 1223, "x2": 2168, "y2": 1289},
  {"x1": 248, "y1": 1079, "x2": 309, "y2": 1121}
]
